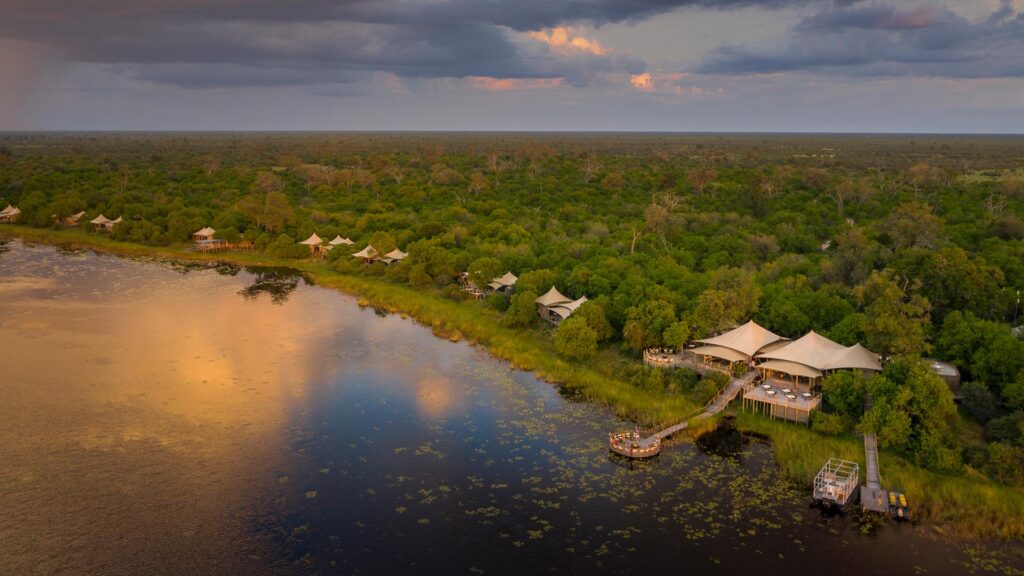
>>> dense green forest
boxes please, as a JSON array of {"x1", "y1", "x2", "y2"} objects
[{"x1": 3, "y1": 132, "x2": 1024, "y2": 491}]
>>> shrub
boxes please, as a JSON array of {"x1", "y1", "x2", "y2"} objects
[{"x1": 554, "y1": 316, "x2": 598, "y2": 361}]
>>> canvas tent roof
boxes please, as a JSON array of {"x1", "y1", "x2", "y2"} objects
[
  {"x1": 689, "y1": 344, "x2": 748, "y2": 364},
  {"x1": 0, "y1": 205, "x2": 15, "y2": 215},
  {"x1": 90, "y1": 214, "x2": 111, "y2": 225},
  {"x1": 695, "y1": 320, "x2": 787, "y2": 359},
  {"x1": 757, "y1": 359, "x2": 823, "y2": 380},
  {"x1": 111, "y1": 216, "x2": 122, "y2": 224},
  {"x1": 299, "y1": 233, "x2": 324, "y2": 245},
  {"x1": 352, "y1": 245, "x2": 377, "y2": 259},
  {"x1": 194, "y1": 227, "x2": 215, "y2": 237},
  {"x1": 72, "y1": 210, "x2": 86, "y2": 218},
  {"x1": 536, "y1": 286, "x2": 572, "y2": 307},
  {"x1": 383, "y1": 248, "x2": 407, "y2": 261},
  {"x1": 489, "y1": 272, "x2": 518, "y2": 288},
  {"x1": 757, "y1": 331, "x2": 881, "y2": 373},
  {"x1": 828, "y1": 343, "x2": 883, "y2": 371},
  {"x1": 329, "y1": 235, "x2": 354, "y2": 246},
  {"x1": 549, "y1": 296, "x2": 589, "y2": 320}
]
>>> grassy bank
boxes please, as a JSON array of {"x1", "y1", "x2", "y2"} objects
[
  {"x1": 5, "y1": 225, "x2": 1024, "y2": 542},
  {"x1": 734, "y1": 412, "x2": 1024, "y2": 541}
]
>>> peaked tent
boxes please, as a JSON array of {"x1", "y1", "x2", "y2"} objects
[
  {"x1": 487, "y1": 271, "x2": 518, "y2": 291},
  {"x1": 549, "y1": 296, "x2": 588, "y2": 322},
  {"x1": 535, "y1": 286, "x2": 572, "y2": 308},
  {"x1": 193, "y1": 227, "x2": 216, "y2": 240},
  {"x1": 694, "y1": 320, "x2": 787, "y2": 361},
  {"x1": 381, "y1": 248, "x2": 408, "y2": 264},
  {"x1": 329, "y1": 235, "x2": 354, "y2": 246},
  {"x1": 299, "y1": 233, "x2": 324, "y2": 246},
  {"x1": 688, "y1": 345, "x2": 748, "y2": 364},
  {"x1": 90, "y1": 214, "x2": 112, "y2": 225},
  {"x1": 352, "y1": 245, "x2": 378, "y2": 261},
  {"x1": 827, "y1": 343, "x2": 883, "y2": 372},
  {"x1": 0, "y1": 205, "x2": 20, "y2": 222},
  {"x1": 756, "y1": 330, "x2": 881, "y2": 382}
]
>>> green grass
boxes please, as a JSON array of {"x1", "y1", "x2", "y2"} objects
[
  {"x1": 6, "y1": 225, "x2": 1024, "y2": 541},
  {"x1": 733, "y1": 411, "x2": 1024, "y2": 541}
]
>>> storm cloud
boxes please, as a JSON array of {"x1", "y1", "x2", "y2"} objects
[
  {"x1": 0, "y1": 0, "x2": 821, "y2": 89},
  {"x1": 698, "y1": 1, "x2": 1024, "y2": 78}
]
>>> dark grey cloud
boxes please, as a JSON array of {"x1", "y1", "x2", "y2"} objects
[
  {"x1": 698, "y1": 1, "x2": 1024, "y2": 78},
  {"x1": 0, "y1": 0, "x2": 812, "y2": 88}
]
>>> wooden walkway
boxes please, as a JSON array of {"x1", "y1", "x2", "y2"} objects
[
  {"x1": 860, "y1": 432, "x2": 888, "y2": 512},
  {"x1": 609, "y1": 370, "x2": 756, "y2": 458}
]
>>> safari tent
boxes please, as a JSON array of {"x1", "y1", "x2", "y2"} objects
[
  {"x1": 381, "y1": 248, "x2": 408, "y2": 264},
  {"x1": 692, "y1": 320, "x2": 787, "y2": 367},
  {"x1": 0, "y1": 205, "x2": 20, "y2": 223},
  {"x1": 352, "y1": 245, "x2": 378, "y2": 263},
  {"x1": 192, "y1": 227, "x2": 216, "y2": 241},
  {"x1": 299, "y1": 232, "x2": 327, "y2": 256},
  {"x1": 487, "y1": 272, "x2": 518, "y2": 294},
  {"x1": 755, "y1": 331, "x2": 881, "y2": 386}
]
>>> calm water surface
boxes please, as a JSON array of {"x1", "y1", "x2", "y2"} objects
[{"x1": 0, "y1": 240, "x2": 1020, "y2": 575}]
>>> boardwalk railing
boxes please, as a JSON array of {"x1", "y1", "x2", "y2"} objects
[{"x1": 609, "y1": 369, "x2": 758, "y2": 458}]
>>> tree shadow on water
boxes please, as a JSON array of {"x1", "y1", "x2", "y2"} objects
[
  {"x1": 238, "y1": 266, "x2": 311, "y2": 305},
  {"x1": 695, "y1": 415, "x2": 746, "y2": 459}
]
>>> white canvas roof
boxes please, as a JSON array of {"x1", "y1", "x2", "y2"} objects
[
  {"x1": 72, "y1": 210, "x2": 86, "y2": 218},
  {"x1": 549, "y1": 296, "x2": 588, "y2": 319},
  {"x1": 90, "y1": 214, "x2": 111, "y2": 225},
  {"x1": 490, "y1": 272, "x2": 518, "y2": 287},
  {"x1": 299, "y1": 233, "x2": 324, "y2": 245},
  {"x1": 383, "y1": 248, "x2": 407, "y2": 261},
  {"x1": 695, "y1": 320, "x2": 787, "y2": 359},
  {"x1": 352, "y1": 245, "x2": 377, "y2": 259},
  {"x1": 329, "y1": 235, "x2": 354, "y2": 246},
  {"x1": 828, "y1": 343, "x2": 883, "y2": 371},
  {"x1": 194, "y1": 227, "x2": 215, "y2": 237},
  {"x1": 0, "y1": 205, "x2": 14, "y2": 215},
  {"x1": 536, "y1": 286, "x2": 572, "y2": 307},
  {"x1": 757, "y1": 359, "x2": 823, "y2": 380},
  {"x1": 689, "y1": 345, "x2": 748, "y2": 364},
  {"x1": 111, "y1": 216, "x2": 122, "y2": 224},
  {"x1": 757, "y1": 331, "x2": 881, "y2": 373}
]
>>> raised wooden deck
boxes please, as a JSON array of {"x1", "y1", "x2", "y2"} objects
[{"x1": 742, "y1": 382, "x2": 820, "y2": 424}]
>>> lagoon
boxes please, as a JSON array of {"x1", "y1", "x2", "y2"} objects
[{"x1": 0, "y1": 240, "x2": 1017, "y2": 574}]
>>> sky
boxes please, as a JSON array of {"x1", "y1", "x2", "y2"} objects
[{"x1": 0, "y1": 0, "x2": 1022, "y2": 132}]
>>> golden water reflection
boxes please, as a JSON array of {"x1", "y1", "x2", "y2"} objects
[{"x1": 0, "y1": 244, "x2": 357, "y2": 574}]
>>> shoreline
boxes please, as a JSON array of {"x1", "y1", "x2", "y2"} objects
[{"x1": 3, "y1": 225, "x2": 1024, "y2": 544}]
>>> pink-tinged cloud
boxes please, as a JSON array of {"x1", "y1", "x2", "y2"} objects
[
  {"x1": 527, "y1": 27, "x2": 607, "y2": 55},
  {"x1": 466, "y1": 76, "x2": 564, "y2": 91},
  {"x1": 630, "y1": 72, "x2": 654, "y2": 91},
  {"x1": 884, "y1": 6, "x2": 940, "y2": 29}
]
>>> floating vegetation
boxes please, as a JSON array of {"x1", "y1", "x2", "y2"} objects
[{"x1": 2, "y1": 241, "x2": 1019, "y2": 575}]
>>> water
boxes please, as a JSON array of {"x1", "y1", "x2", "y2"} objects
[{"x1": 0, "y1": 240, "x2": 1019, "y2": 575}]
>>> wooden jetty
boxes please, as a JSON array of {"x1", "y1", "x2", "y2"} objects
[
  {"x1": 609, "y1": 370, "x2": 756, "y2": 459},
  {"x1": 860, "y1": 432, "x2": 887, "y2": 513}
]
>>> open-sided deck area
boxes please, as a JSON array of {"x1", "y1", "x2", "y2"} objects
[{"x1": 742, "y1": 381, "x2": 821, "y2": 424}]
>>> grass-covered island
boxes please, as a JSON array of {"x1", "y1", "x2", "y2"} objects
[{"x1": 2, "y1": 132, "x2": 1023, "y2": 541}]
